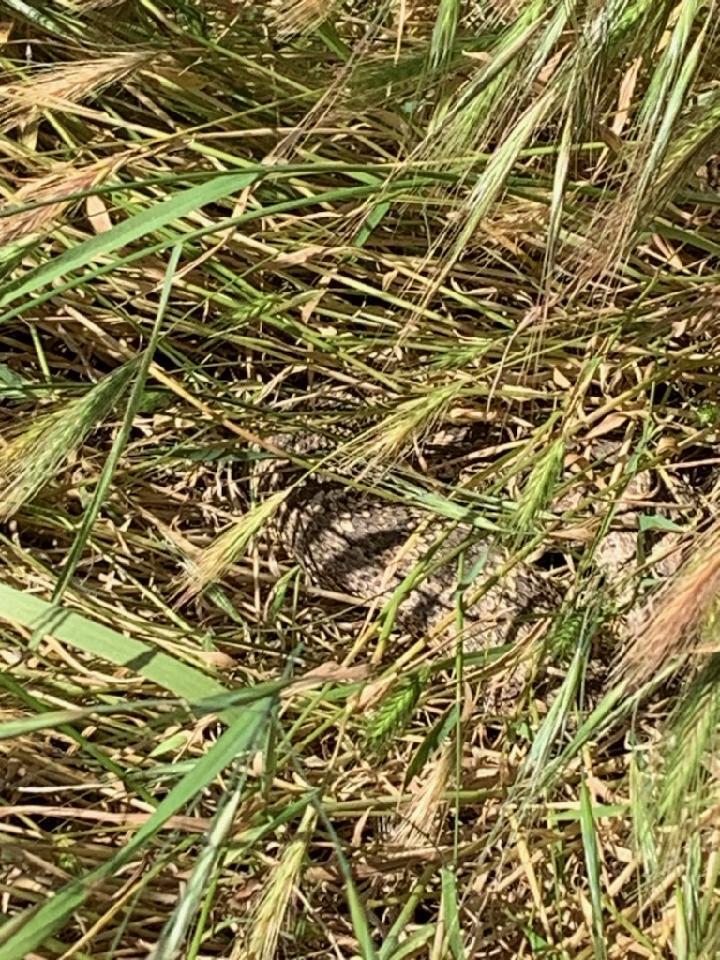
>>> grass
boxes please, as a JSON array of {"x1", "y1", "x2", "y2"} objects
[{"x1": 1, "y1": 0, "x2": 720, "y2": 956}]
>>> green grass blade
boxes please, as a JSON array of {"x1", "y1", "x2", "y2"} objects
[
  {"x1": 0, "y1": 171, "x2": 259, "y2": 311},
  {"x1": 0, "y1": 696, "x2": 182, "y2": 740},
  {"x1": 524, "y1": 615, "x2": 591, "y2": 784},
  {"x1": 0, "y1": 582, "x2": 231, "y2": 710},
  {"x1": 440, "y1": 866, "x2": 466, "y2": 960},
  {"x1": 428, "y1": 0, "x2": 460, "y2": 73},
  {"x1": 346, "y1": 879, "x2": 379, "y2": 960},
  {"x1": 0, "y1": 702, "x2": 273, "y2": 960},
  {"x1": 580, "y1": 778, "x2": 607, "y2": 960},
  {"x1": 153, "y1": 773, "x2": 246, "y2": 960},
  {"x1": 51, "y1": 244, "x2": 182, "y2": 604}
]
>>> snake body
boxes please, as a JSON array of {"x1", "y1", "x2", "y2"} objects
[
  {"x1": 280, "y1": 486, "x2": 555, "y2": 649},
  {"x1": 254, "y1": 420, "x2": 701, "y2": 657},
  {"x1": 257, "y1": 425, "x2": 560, "y2": 651}
]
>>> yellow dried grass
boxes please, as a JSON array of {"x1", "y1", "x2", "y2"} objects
[
  {"x1": 0, "y1": 53, "x2": 151, "y2": 131},
  {"x1": 0, "y1": 157, "x2": 119, "y2": 244},
  {"x1": 619, "y1": 522, "x2": 720, "y2": 684}
]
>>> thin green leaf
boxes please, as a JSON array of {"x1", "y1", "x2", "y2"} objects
[
  {"x1": 0, "y1": 582, "x2": 232, "y2": 712},
  {"x1": 0, "y1": 702, "x2": 273, "y2": 960},
  {"x1": 580, "y1": 777, "x2": 607, "y2": 960},
  {"x1": 52, "y1": 244, "x2": 182, "y2": 605},
  {"x1": 440, "y1": 866, "x2": 466, "y2": 960},
  {"x1": 0, "y1": 172, "x2": 259, "y2": 311},
  {"x1": 404, "y1": 703, "x2": 460, "y2": 788}
]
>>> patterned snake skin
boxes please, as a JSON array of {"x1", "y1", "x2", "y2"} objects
[
  {"x1": 254, "y1": 423, "x2": 697, "y2": 653},
  {"x1": 278, "y1": 486, "x2": 554, "y2": 649},
  {"x1": 257, "y1": 426, "x2": 558, "y2": 651}
]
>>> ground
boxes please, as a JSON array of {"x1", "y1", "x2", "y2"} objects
[{"x1": 1, "y1": 3, "x2": 720, "y2": 958}]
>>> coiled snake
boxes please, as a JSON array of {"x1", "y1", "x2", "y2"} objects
[{"x1": 254, "y1": 421, "x2": 696, "y2": 654}]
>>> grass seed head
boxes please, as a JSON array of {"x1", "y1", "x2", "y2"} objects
[
  {"x1": 0, "y1": 365, "x2": 134, "y2": 520},
  {"x1": 391, "y1": 746, "x2": 452, "y2": 848},
  {"x1": 364, "y1": 669, "x2": 426, "y2": 753},
  {"x1": 0, "y1": 158, "x2": 118, "y2": 245},
  {"x1": 241, "y1": 806, "x2": 317, "y2": 960},
  {"x1": 0, "y1": 53, "x2": 152, "y2": 131},
  {"x1": 618, "y1": 524, "x2": 720, "y2": 685},
  {"x1": 176, "y1": 490, "x2": 288, "y2": 603},
  {"x1": 513, "y1": 436, "x2": 565, "y2": 538}
]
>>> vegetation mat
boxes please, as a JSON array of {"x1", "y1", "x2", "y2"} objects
[{"x1": 1, "y1": 1, "x2": 720, "y2": 957}]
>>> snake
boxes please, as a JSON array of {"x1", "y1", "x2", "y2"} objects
[{"x1": 252, "y1": 416, "x2": 701, "y2": 658}]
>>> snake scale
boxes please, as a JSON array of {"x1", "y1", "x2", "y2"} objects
[{"x1": 254, "y1": 417, "x2": 699, "y2": 653}]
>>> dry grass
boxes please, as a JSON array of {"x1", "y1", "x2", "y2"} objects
[
  {"x1": 620, "y1": 521, "x2": 720, "y2": 686},
  {"x1": 0, "y1": 1, "x2": 720, "y2": 958}
]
